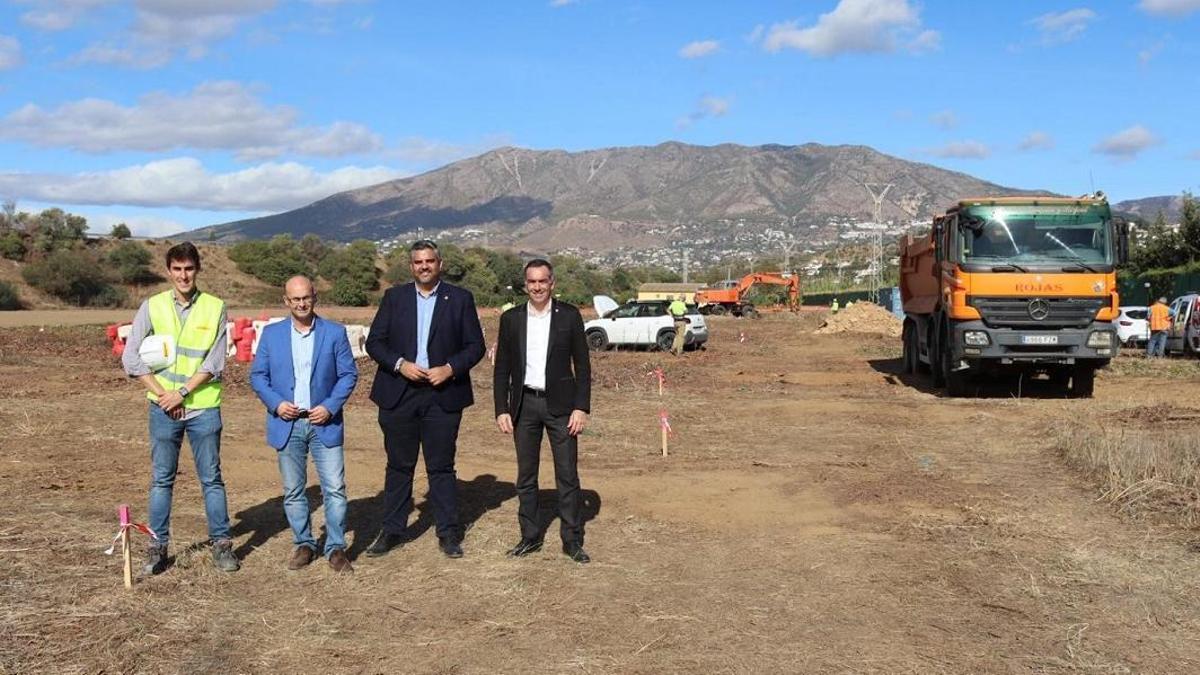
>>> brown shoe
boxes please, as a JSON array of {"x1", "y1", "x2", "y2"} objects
[
  {"x1": 328, "y1": 549, "x2": 353, "y2": 574},
  {"x1": 288, "y1": 546, "x2": 316, "y2": 571}
]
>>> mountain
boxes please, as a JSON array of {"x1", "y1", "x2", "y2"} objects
[
  {"x1": 1113, "y1": 195, "x2": 1184, "y2": 224},
  {"x1": 186, "y1": 142, "x2": 1048, "y2": 251}
]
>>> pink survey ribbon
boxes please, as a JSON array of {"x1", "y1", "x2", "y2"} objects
[
  {"x1": 738, "y1": 331, "x2": 747, "y2": 343},
  {"x1": 658, "y1": 409, "x2": 675, "y2": 437}
]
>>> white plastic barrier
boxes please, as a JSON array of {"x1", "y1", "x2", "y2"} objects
[
  {"x1": 250, "y1": 317, "x2": 287, "y2": 355},
  {"x1": 224, "y1": 321, "x2": 236, "y2": 357},
  {"x1": 345, "y1": 324, "x2": 369, "y2": 359}
]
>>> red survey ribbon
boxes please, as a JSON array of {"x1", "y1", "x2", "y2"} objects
[
  {"x1": 104, "y1": 508, "x2": 158, "y2": 555},
  {"x1": 647, "y1": 367, "x2": 667, "y2": 392},
  {"x1": 658, "y1": 409, "x2": 675, "y2": 437}
]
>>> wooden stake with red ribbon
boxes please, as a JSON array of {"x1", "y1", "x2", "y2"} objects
[
  {"x1": 105, "y1": 504, "x2": 157, "y2": 588},
  {"x1": 647, "y1": 366, "x2": 666, "y2": 396}
]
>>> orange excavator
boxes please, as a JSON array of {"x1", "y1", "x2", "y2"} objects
[{"x1": 695, "y1": 272, "x2": 801, "y2": 318}]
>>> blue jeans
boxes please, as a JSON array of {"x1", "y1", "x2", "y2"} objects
[
  {"x1": 1147, "y1": 331, "x2": 1168, "y2": 357},
  {"x1": 148, "y1": 404, "x2": 231, "y2": 546},
  {"x1": 278, "y1": 419, "x2": 347, "y2": 557}
]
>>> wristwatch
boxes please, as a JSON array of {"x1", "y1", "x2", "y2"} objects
[
  {"x1": 177, "y1": 386, "x2": 190, "y2": 399},
  {"x1": 396, "y1": 357, "x2": 406, "y2": 372}
]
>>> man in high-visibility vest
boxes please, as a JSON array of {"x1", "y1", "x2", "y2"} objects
[
  {"x1": 1147, "y1": 296, "x2": 1173, "y2": 358},
  {"x1": 668, "y1": 295, "x2": 688, "y2": 355},
  {"x1": 122, "y1": 242, "x2": 237, "y2": 575}
]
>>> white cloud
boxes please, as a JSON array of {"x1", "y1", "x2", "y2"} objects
[
  {"x1": 549, "y1": 0, "x2": 577, "y2": 6},
  {"x1": 1139, "y1": 0, "x2": 1200, "y2": 16},
  {"x1": 1093, "y1": 124, "x2": 1160, "y2": 159},
  {"x1": 1029, "y1": 8, "x2": 1097, "y2": 44},
  {"x1": 388, "y1": 135, "x2": 512, "y2": 166},
  {"x1": 56, "y1": 0, "x2": 278, "y2": 67},
  {"x1": 1138, "y1": 37, "x2": 1166, "y2": 65},
  {"x1": 1018, "y1": 131, "x2": 1055, "y2": 151},
  {"x1": 0, "y1": 158, "x2": 405, "y2": 212},
  {"x1": 679, "y1": 40, "x2": 720, "y2": 59},
  {"x1": 746, "y1": 24, "x2": 765, "y2": 44},
  {"x1": 18, "y1": 0, "x2": 112, "y2": 31},
  {"x1": 0, "y1": 36, "x2": 22, "y2": 71},
  {"x1": 930, "y1": 109, "x2": 957, "y2": 130},
  {"x1": 762, "y1": 0, "x2": 939, "y2": 57},
  {"x1": 928, "y1": 141, "x2": 990, "y2": 159},
  {"x1": 676, "y1": 95, "x2": 731, "y2": 130},
  {"x1": 0, "y1": 81, "x2": 383, "y2": 158}
]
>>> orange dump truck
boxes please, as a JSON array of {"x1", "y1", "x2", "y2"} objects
[{"x1": 899, "y1": 194, "x2": 1127, "y2": 397}]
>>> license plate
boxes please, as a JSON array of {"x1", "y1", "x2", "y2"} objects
[{"x1": 1020, "y1": 334, "x2": 1059, "y2": 345}]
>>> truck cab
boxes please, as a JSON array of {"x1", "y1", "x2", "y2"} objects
[{"x1": 900, "y1": 195, "x2": 1126, "y2": 397}]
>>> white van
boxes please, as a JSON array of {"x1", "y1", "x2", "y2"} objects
[{"x1": 1166, "y1": 293, "x2": 1200, "y2": 356}]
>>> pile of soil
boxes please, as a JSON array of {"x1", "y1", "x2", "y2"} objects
[{"x1": 814, "y1": 301, "x2": 903, "y2": 337}]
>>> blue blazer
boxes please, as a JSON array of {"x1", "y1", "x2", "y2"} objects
[
  {"x1": 249, "y1": 316, "x2": 359, "y2": 450},
  {"x1": 366, "y1": 281, "x2": 485, "y2": 411}
]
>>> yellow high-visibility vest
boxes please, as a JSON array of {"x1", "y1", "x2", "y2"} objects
[{"x1": 145, "y1": 290, "x2": 223, "y2": 408}]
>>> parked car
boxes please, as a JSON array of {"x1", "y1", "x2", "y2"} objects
[
  {"x1": 584, "y1": 295, "x2": 709, "y2": 351},
  {"x1": 1166, "y1": 293, "x2": 1200, "y2": 356},
  {"x1": 1114, "y1": 306, "x2": 1149, "y2": 347}
]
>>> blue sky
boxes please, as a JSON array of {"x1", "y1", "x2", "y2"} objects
[{"x1": 0, "y1": 0, "x2": 1197, "y2": 236}]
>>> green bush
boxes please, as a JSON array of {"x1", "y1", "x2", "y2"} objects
[
  {"x1": 107, "y1": 241, "x2": 159, "y2": 284},
  {"x1": 111, "y1": 223, "x2": 132, "y2": 239},
  {"x1": 0, "y1": 232, "x2": 25, "y2": 261},
  {"x1": 229, "y1": 235, "x2": 312, "y2": 286},
  {"x1": 327, "y1": 276, "x2": 372, "y2": 306},
  {"x1": 21, "y1": 249, "x2": 125, "y2": 307},
  {"x1": 0, "y1": 280, "x2": 21, "y2": 310}
]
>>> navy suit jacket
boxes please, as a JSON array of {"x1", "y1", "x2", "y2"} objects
[
  {"x1": 249, "y1": 316, "x2": 359, "y2": 450},
  {"x1": 366, "y1": 281, "x2": 485, "y2": 411}
]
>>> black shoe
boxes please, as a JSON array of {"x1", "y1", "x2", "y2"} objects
[
  {"x1": 365, "y1": 531, "x2": 405, "y2": 557},
  {"x1": 438, "y1": 537, "x2": 464, "y2": 559},
  {"x1": 563, "y1": 542, "x2": 590, "y2": 564},
  {"x1": 506, "y1": 538, "x2": 543, "y2": 557},
  {"x1": 141, "y1": 544, "x2": 169, "y2": 576}
]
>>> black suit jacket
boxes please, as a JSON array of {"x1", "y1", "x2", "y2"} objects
[
  {"x1": 493, "y1": 300, "x2": 591, "y2": 418},
  {"x1": 366, "y1": 281, "x2": 485, "y2": 411}
]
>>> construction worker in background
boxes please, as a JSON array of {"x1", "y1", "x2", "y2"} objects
[
  {"x1": 831, "y1": 298, "x2": 840, "y2": 314},
  {"x1": 1147, "y1": 296, "x2": 1173, "y2": 358},
  {"x1": 668, "y1": 295, "x2": 688, "y2": 356}
]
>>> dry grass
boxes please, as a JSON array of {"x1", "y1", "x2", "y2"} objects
[
  {"x1": 1056, "y1": 405, "x2": 1200, "y2": 526},
  {"x1": 1102, "y1": 353, "x2": 1200, "y2": 379}
]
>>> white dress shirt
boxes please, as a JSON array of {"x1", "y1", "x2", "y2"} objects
[{"x1": 523, "y1": 301, "x2": 552, "y2": 390}]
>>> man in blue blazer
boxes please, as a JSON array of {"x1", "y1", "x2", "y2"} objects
[
  {"x1": 364, "y1": 240, "x2": 485, "y2": 558},
  {"x1": 250, "y1": 275, "x2": 359, "y2": 573}
]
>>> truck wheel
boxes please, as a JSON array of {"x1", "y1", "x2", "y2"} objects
[
  {"x1": 586, "y1": 329, "x2": 608, "y2": 351},
  {"x1": 741, "y1": 305, "x2": 760, "y2": 319},
  {"x1": 941, "y1": 342, "x2": 968, "y2": 396},
  {"x1": 1070, "y1": 367, "x2": 1096, "y2": 398},
  {"x1": 656, "y1": 330, "x2": 675, "y2": 351},
  {"x1": 902, "y1": 321, "x2": 916, "y2": 374},
  {"x1": 708, "y1": 304, "x2": 727, "y2": 316},
  {"x1": 930, "y1": 328, "x2": 946, "y2": 387}
]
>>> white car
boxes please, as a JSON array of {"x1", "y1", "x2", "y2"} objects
[
  {"x1": 1114, "y1": 306, "x2": 1149, "y2": 347},
  {"x1": 584, "y1": 295, "x2": 709, "y2": 351}
]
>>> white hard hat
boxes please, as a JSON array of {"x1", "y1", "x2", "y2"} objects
[{"x1": 138, "y1": 334, "x2": 176, "y2": 372}]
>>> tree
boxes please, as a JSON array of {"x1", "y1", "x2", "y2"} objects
[
  {"x1": 0, "y1": 231, "x2": 25, "y2": 261},
  {"x1": 229, "y1": 235, "x2": 312, "y2": 285},
  {"x1": 1178, "y1": 192, "x2": 1200, "y2": 262},
  {"x1": 27, "y1": 208, "x2": 88, "y2": 255},
  {"x1": 111, "y1": 223, "x2": 132, "y2": 239}
]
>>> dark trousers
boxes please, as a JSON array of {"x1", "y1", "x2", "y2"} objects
[
  {"x1": 378, "y1": 386, "x2": 462, "y2": 540},
  {"x1": 514, "y1": 393, "x2": 582, "y2": 544}
]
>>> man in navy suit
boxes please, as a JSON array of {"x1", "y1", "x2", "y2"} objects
[
  {"x1": 365, "y1": 240, "x2": 485, "y2": 558},
  {"x1": 250, "y1": 275, "x2": 359, "y2": 573}
]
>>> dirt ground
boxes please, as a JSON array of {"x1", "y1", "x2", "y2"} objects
[{"x1": 3, "y1": 311, "x2": 1200, "y2": 674}]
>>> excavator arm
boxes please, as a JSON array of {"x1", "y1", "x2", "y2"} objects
[{"x1": 736, "y1": 273, "x2": 800, "y2": 311}]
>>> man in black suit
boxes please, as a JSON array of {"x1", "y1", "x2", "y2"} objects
[
  {"x1": 493, "y1": 259, "x2": 592, "y2": 563},
  {"x1": 365, "y1": 240, "x2": 485, "y2": 558}
]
